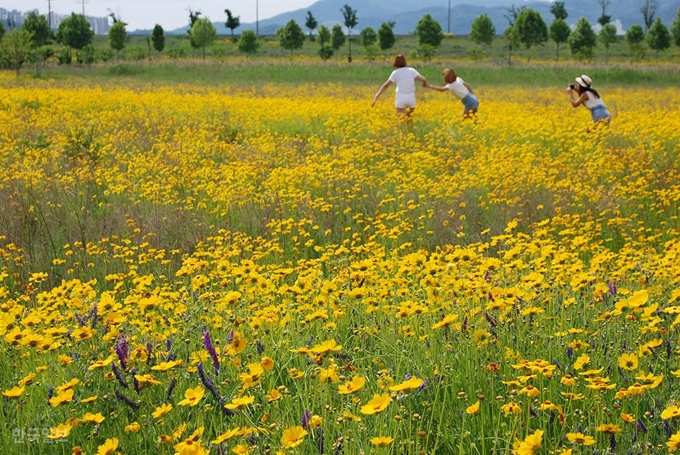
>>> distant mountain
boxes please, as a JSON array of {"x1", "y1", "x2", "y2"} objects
[{"x1": 151, "y1": 0, "x2": 680, "y2": 36}]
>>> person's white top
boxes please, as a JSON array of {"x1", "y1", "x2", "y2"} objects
[
  {"x1": 388, "y1": 67, "x2": 421, "y2": 94},
  {"x1": 444, "y1": 77, "x2": 471, "y2": 100},
  {"x1": 583, "y1": 91, "x2": 605, "y2": 109}
]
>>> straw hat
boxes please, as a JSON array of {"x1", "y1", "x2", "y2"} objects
[{"x1": 575, "y1": 74, "x2": 592, "y2": 87}]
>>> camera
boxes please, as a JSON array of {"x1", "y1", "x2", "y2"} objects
[{"x1": 569, "y1": 84, "x2": 576, "y2": 90}]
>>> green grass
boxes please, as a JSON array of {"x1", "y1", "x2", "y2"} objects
[{"x1": 28, "y1": 58, "x2": 680, "y2": 89}]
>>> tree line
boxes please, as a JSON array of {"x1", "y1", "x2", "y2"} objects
[{"x1": 2, "y1": 3, "x2": 680, "y2": 75}]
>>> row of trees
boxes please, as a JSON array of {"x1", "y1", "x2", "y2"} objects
[
  {"x1": 3, "y1": 5, "x2": 680, "y2": 72},
  {"x1": 466, "y1": 2, "x2": 680, "y2": 63}
]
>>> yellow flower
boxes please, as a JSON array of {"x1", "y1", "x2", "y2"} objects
[
  {"x1": 338, "y1": 375, "x2": 366, "y2": 395},
  {"x1": 96, "y1": 438, "x2": 119, "y2": 455},
  {"x1": 260, "y1": 356, "x2": 275, "y2": 371},
  {"x1": 152, "y1": 403, "x2": 173, "y2": 419},
  {"x1": 309, "y1": 339, "x2": 342, "y2": 354},
  {"x1": 573, "y1": 353, "x2": 590, "y2": 370},
  {"x1": 513, "y1": 429, "x2": 543, "y2": 455},
  {"x1": 81, "y1": 412, "x2": 106, "y2": 424},
  {"x1": 224, "y1": 395, "x2": 255, "y2": 410},
  {"x1": 342, "y1": 410, "x2": 362, "y2": 422},
  {"x1": 566, "y1": 432, "x2": 595, "y2": 446},
  {"x1": 668, "y1": 430, "x2": 680, "y2": 452},
  {"x1": 618, "y1": 353, "x2": 638, "y2": 371},
  {"x1": 46, "y1": 423, "x2": 72, "y2": 439},
  {"x1": 280, "y1": 425, "x2": 308, "y2": 448},
  {"x1": 232, "y1": 444, "x2": 249, "y2": 455},
  {"x1": 501, "y1": 401, "x2": 522, "y2": 416},
  {"x1": 49, "y1": 389, "x2": 75, "y2": 407},
  {"x1": 87, "y1": 356, "x2": 114, "y2": 371},
  {"x1": 431, "y1": 313, "x2": 458, "y2": 329},
  {"x1": 662, "y1": 405, "x2": 680, "y2": 420},
  {"x1": 81, "y1": 395, "x2": 98, "y2": 403},
  {"x1": 388, "y1": 376, "x2": 424, "y2": 393},
  {"x1": 125, "y1": 422, "x2": 141, "y2": 432},
  {"x1": 309, "y1": 415, "x2": 323, "y2": 429},
  {"x1": 360, "y1": 394, "x2": 392, "y2": 415},
  {"x1": 466, "y1": 401, "x2": 480, "y2": 415},
  {"x1": 267, "y1": 389, "x2": 282, "y2": 403},
  {"x1": 519, "y1": 385, "x2": 540, "y2": 397},
  {"x1": 370, "y1": 436, "x2": 394, "y2": 447},
  {"x1": 151, "y1": 359, "x2": 183, "y2": 371},
  {"x1": 174, "y1": 437, "x2": 207, "y2": 455},
  {"x1": 19, "y1": 373, "x2": 36, "y2": 386},
  {"x1": 2, "y1": 385, "x2": 25, "y2": 398},
  {"x1": 178, "y1": 386, "x2": 205, "y2": 407},
  {"x1": 56, "y1": 378, "x2": 80, "y2": 392},
  {"x1": 211, "y1": 427, "x2": 241, "y2": 444},
  {"x1": 596, "y1": 423, "x2": 622, "y2": 433},
  {"x1": 621, "y1": 412, "x2": 635, "y2": 423}
]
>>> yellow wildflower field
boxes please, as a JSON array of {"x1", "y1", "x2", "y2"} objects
[{"x1": 1, "y1": 79, "x2": 680, "y2": 454}]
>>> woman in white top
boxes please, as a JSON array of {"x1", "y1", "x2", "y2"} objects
[
  {"x1": 567, "y1": 74, "x2": 611, "y2": 124},
  {"x1": 426, "y1": 68, "x2": 479, "y2": 118},
  {"x1": 372, "y1": 54, "x2": 428, "y2": 124}
]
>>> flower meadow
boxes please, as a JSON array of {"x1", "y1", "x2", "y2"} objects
[{"x1": 1, "y1": 74, "x2": 680, "y2": 455}]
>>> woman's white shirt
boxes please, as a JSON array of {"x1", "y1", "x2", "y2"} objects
[
  {"x1": 583, "y1": 91, "x2": 605, "y2": 109},
  {"x1": 388, "y1": 67, "x2": 421, "y2": 94},
  {"x1": 444, "y1": 77, "x2": 470, "y2": 100}
]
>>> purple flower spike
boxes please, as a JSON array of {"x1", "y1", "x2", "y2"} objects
[
  {"x1": 608, "y1": 280, "x2": 617, "y2": 296},
  {"x1": 203, "y1": 331, "x2": 220, "y2": 375},
  {"x1": 75, "y1": 312, "x2": 87, "y2": 326},
  {"x1": 301, "y1": 409, "x2": 311, "y2": 429},
  {"x1": 115, "y1": 335, "x2": 129, "y2": 370}
]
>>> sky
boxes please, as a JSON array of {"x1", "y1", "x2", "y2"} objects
[{"x1": 3, "y1": 0, "x2": 318, "y2": 31}]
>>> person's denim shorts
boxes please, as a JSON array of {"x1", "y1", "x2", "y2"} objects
[
  {"x1": 462, "y1": 93, "x2": 479, "y2": 111},
  {"x1": 591, "y1": 105, "x2": 611, "y2": 123}
]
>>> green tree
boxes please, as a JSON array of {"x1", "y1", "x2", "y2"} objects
[
  {"x1": 470, "y1": 13, "x2": 496, "y2": 46},
  {"x1": 305, "y1": 11, "x2": 318, "y2": 41},
  {"x1": 225, "y1": 9, "x2": 240, "y2": 42},
  {"x1": 277, "y1": 19, "x2": 305, "y2": 55},
  {"x1": 599, "y1": 23, "x2": 617, "y2": 63},
  {"x1": 647, "y1": 17, "x2": 671, "y2": 62},
  {"x1": 318, "y1": 46, "x2": 333, "y2": 60},
  {"x1": 568, "y1": 17, "x2": 597, "y2": 60},
  {"x1": 503, "y1": 25, "x2": 520, "y2": 65},
  {"x1": 191, "y1": 18, "x2": 217, "y2": 59},
  {"x1": 331, "y1": 24, "x2": 346, "y2": 51},
  {"x1": 21, "y1": 12, "x2": 52, "y2": 48},
  {"x1": 626, "y1": 23, "x2": 646, "y2": 60},
  {"x1": 359, "y1": 26, "x2": 377, "y2": 47},
  {"x1": 238, "y1": 30, "x2": 260, "y2": 55},
  {"x1": 378, "y1": 22, "x2": 396, "y2": 53},
  {"x1": 341, "y1": 4, "x2": 358, "y2": 62},
  {"x1": 549, "y1": 1, "x2": 568, "y2": 20},
  {"x1": 549, "y1": 18, "x2": 570, "y2": 61},
  {"x1": 415, "y1": 14, "x2": 444, "y2": 47},
  {"x1": 187, "y1": 9, "x2": 201, "y2": 56},
  {"x1": 318, "y1": 25, "x2": 331, "y2": 46},
  {"x1": 78, "y1": 43, "x2": 97, "y2": 65},
  {"x1": 0, "y1": 22, "x2": 5, "y2": 42},
  {"x1": 108, "y1": 21, "x2": 127, "y2": 59},
  {"x1": 56, "y1": 13, "x2": 94, "y2": 50},
  {"x1": 672, "y1": 7, "x2": 680, "y2": 47},
  {"x1": 0, "y1": 28, "x2": 33, "y2": 76},
  {"x1": 597, "y1": 0, "x2": 612, "y2": 26},
  {"x1": 151, "y1": 25, "x2": 165, "y2": 55},
  {"x1": 641, "y1": 0, "x2": 658, "y2": 33},
  {"x1": 318, "y1": 25, "x2": 333, "y2": 60},
  {"x1": 515, "y1": 8, "x2": 548, "y2": 56}
]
